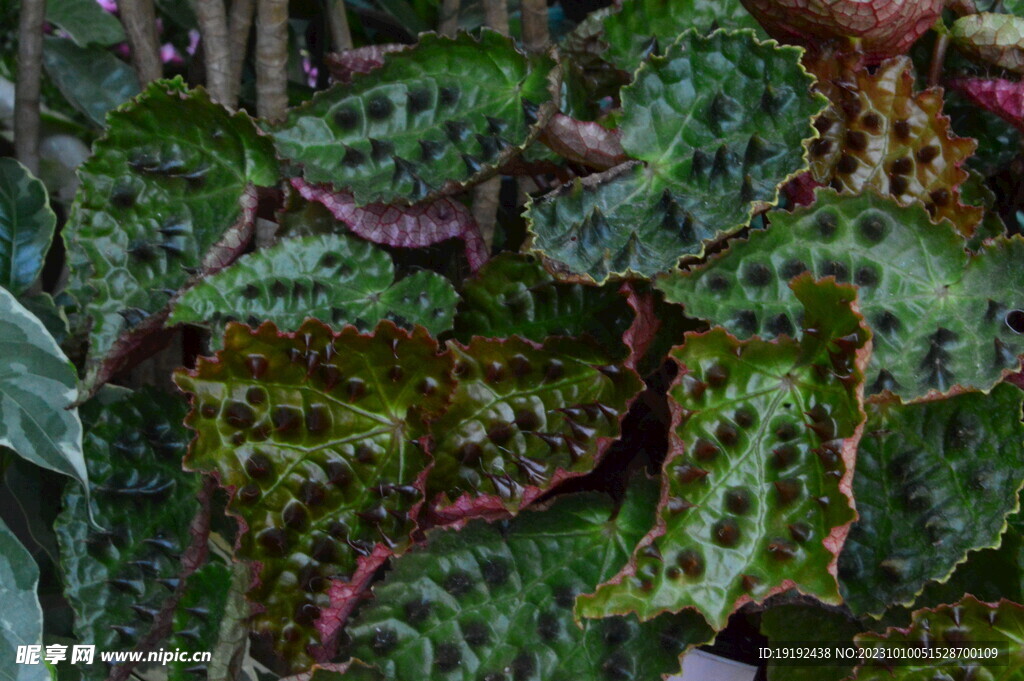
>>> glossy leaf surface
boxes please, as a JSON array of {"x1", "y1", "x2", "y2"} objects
[
  {"x1": 427, "y1": 337, "x2": 643, "y2": 513},
  {"x1": 64, "y1": 78, "x2": 278, "y2": 388},
  {"x1": 0, "y1": 158, "x2": 56, "y2": 296},
  {"x1": 42, "y1": 37, "x2": 140, "y2": 127},
  {"x1": 272, "y1": 32, "x2": 553, "y2": 205},
  {"x1": 839, "y1": 385, "x2": 1024, "y2": 615},
  {"x1": 853, "y1": 597, "x2": 1024, "y2": 679},
  {"x1": 760, "y1": 601, "x2": 862, "y2": 681},
  {"x1": 579, "y1": 276, "x2": 867, "y2": 628},
  {"x1": 0, "y1": 518, "x2": 46, "y2": 681},
  {"x1": 0, "y1": 287, "x2": 86, "y2": 489},
  {"x1": 55, "y1": 388, "x2": 199, "y2": 681},
  {"x1": 175, "y1": 321, "x2": 455, "y2": 671},
  {"x1": 657, "y1": 190, "x2": 1024, "y2": 400},
  {"x1": 170, "y1": 234, "x2": 458, "y2": 338},
  {"x1": 529, "y1": 30, "x2": 825, "y2": 282},
  {"x1": 452, "y1": 253, "x2": 634, "y2": 357},
  {"x1": 346, "y1": 480, "x2": 713, "y2": 680}
]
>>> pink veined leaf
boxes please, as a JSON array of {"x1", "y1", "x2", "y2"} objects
[
  {"x1": 324, "y1": 44, "x2": 407, "y2": 83},
  {"x1": 740, "y1": 0, "x2": 943, "y2": 62},
  {"x1": 291, "y1": 177, "x2": 489, "y2": 270},
  {"x1": 950, "y1": 77, "x2": 1024, "y2": 132},
  {"x1": 539, "y1": 113, "x2": 629, "y2": 170}
]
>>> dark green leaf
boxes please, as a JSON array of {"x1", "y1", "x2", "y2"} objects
[
  {"x1": 839, "y1": 384, "x2": 1024, "y2": 615},
  {"x1": 346, "y1": 479, "x2": 712, "y2": 680},
  {"x1": 0, "y1": 158, "x2": 56, "y2": 296},
  {"x1": 46, "y1": 0, "x2": 126, "y2": 46},
  {"x1": 42, "y1": 37, "x2": 140, "y2": 127}
]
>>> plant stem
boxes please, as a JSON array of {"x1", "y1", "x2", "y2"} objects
[
  {"x1": 483, "y1": 0, "x2": 509, "y2": 36},
  {"x1": 328, "y1": 0, "x2": 353, "y2": 52},
  {"x1": 255, "y1": 0, "x2": 289, "y2": 122},
  {"x1": 521, "y1": 0, "x2": 549, "y2": 53},
  {"x1": 14, "y1": 0, "x2": 45, "y2": 175},
  {"x1": 439, "y1": 0, "x2": 460, "y2": 36},
  {"x1": 227, "y1": 0, "x2": 255, "y2": 107},
  {"x1": 118, "y1": 0, "x2": 163, "y2": 85},
  {"x1": 196, "y1": 0, "x2": 232, "y2": 105},
  {"x1": 928, "y1": 33, "x2": 949, "y2": 87}
]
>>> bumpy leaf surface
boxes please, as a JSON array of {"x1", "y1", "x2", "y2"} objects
[
  {"x1": 657, "y1": 190, "x2": 1024, "y2": 400},
  {"x1": 852, "y1": 597, "x2": 1024, "y2": 679},
  {"x1": 291, "y1": 178, "x2": 488, "y2": 271},
  {"x1": 170, "y1": 234, "x2": 458, "y2": 338},
  {"x1": 839, "y1": 385, "x2": 1024, "y2": 616},
  {"x1": 0, "y1": 517, "x2": 46, "y2": 681},
  {"x1": 808, "y1": 57, "x2": 981, "y2": 236},
  {"x1": 739, "y1": 0, "x2": 942, "y2": 60},
  {"x1": 953, "y1": 12, "x2": 1024, "y2": 74},
  {"x1": 538, "y1": 114, "x2": 627, "y2": 171},
  {"x1": 528, "y1": 30, "x2": 825, "y2": 282},
  {"x1": 0, "y1": 287, "x2": 86, "y2": 489},
  {"x1": 175, "y1": 321, "x2": 455, "y2": 671},
  {"x1": 597, "y1": 0, "x2": 762, "y2": 73},
  {"x1": 167, "y1": 563, "x2": 232, "y2": 681},
  {"x1": 55, "y1": 388, "x2": 199, "y2": 681},
  {"x1": 272, "y1": 32, "x2": 553, "y2": 205},
  {"x1": 64, "y1": 78, "x2": 278, "y2": 389},
  {"x1": 579, "y1": 276, "x2": 867, "y2": 628},
  {"x1": 346, "y1": 481, "x2": 713, "y2": 680},
  {"x1": 452, "y1": 253, "x2": 634, "y2": 358},
  {"x1": 952, "y1": 77, "x2": 1024, "y2": 133},
  {"x1": 0, "y1": 159, "x2": 56, "y2": 296},
  {"x1": 760, "y1": 601, "x2": 862, "y2": 681},
  {"x1": 426, "y1": 337, "x2": 643, "y2": 514}
]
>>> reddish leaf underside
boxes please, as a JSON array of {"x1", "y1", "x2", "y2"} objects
[
  {"x1": 325, "y1": 44, "x2": 407, "y2": 83},
  {"x1": 952, "y1": 77, "x2": 1024, "y2": 133},
  {"x1": 291, "y1": 178, "x2": 488, "y2": 270},
  {"x1": 538, "y1": 113, "x2": 628, "y2": 171}
]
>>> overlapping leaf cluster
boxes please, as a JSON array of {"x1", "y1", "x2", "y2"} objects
[{"x1": 18, "y1": 0, "x2": 1024, "y2": 679}]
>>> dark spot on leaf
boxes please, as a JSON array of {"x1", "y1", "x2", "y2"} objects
[
  {"x1": 916, "y1": 145, "x2": 940, "y2": 164},
  {"x1": 855, "y1": 266, "x2": 878, "y2": 287},
  {"x1": 407, "y1": 88, "x2": 431, "y2": 113},
  {"x1": 725, "y1": 488, "x2": 751, "y2": 515},
  {"x1": 463, "y1": 620, "x2": 489, "y2": 647},
  {"x1": 890, "y1": 157, "x2": 913, "y2": 175},
  {"x1": 734, "y1": 310, "x2": 758, "y2": 335},
  {"x1": 819, "y1": 260, "x2": 848, "y2": 282},
  {"x1": 836, "y1": 154, "x2": 858, "y2": 174},
  {"x1": 444, "y1": 571, "x2": 475, "y2": 597},
  {"x1": 404, "y1": 598, "x2": 432, "y2": 624},
  {"x1": 767, "y1": 314, "x2": 794, "y2": 337},
  {"x1": 481, "y1": 558, "x2": 510, "y2": 587},
  {"x1": 780, "y1": 259, "x2": 808, "y2": 279},
  {"x1": 333, "y1": 106, "x2": 359, "y2": 130},
  {"x1": 744, "y1": 263, "x2": 772, "y2": 287},
  {"x1": 1006, "y1": 310, "x2": 1024, "y2": 334},
  {"x1": 439, "y1": 86, "x2": 459, "y2": 106},
  {"x1": 370, "y1": 627, "x2": 397, "y2": 654},
  {"x1": 861, "y1": 112, "x2": 883, "y2": 132},
  {"x1": 367, "y1": 96, "x2": 394, "y2": 120},
  {"x1": 707, "y1": 273, "x2": 730, "y2": 292},
  {"x1": 536, "y1": 612, "x2": 560, "y2": 641},
  {"x1": 434, "y1": 643, "x2": 461, "y2": 672},
  {"x1": 713, "y1": 518, "x2": 740, "y2": 547},
  {"x1": 511, "y1": 652, "x2": 535, "y2": 681}
]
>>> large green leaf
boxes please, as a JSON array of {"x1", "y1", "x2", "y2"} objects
[
  {"x1": 578, "y1": 276, "x2": 868, "y2": 628},
  {"x1": 838, "y1": 384, "x2": 1024, "y2": 616},
  {"x1": 272, "y1": 31, "x2": 554, "y2": 205},
  {"x1": 426, "y1": 337, "x2": 643, "y2": 514},
  {"x1": 528, "y1": 30, "x2": 826, "y2": 283},
  {"x1": 170, "y1": 234, "x2": 459, "y2": 339},
  {"x1": 175, "y1": 321, "x2": 455, "y2": 672},
  {"x1": 42, "y1": 37, "x2": 140, "y2": 127},
  {"x1": 760, "y1": 601, "x2": 863, "y2": 681},
  {"x1": 451, "y1": 253, "x2": 635, "y2": 357},
  {"x1": 346, "y1": 479, "x2": 712, "y2": 680},
  {"x1": 0, "y1": 287, "x2": 86, "y2": 490},
  {"x1": 46, "y1": 0, "x2": 126, "y2": 46},
  {"x1": 657, "y1": 190, "x2": 1024, "y2": 400},
  {"x1": 853, "y1": 596, "x2": 1024, "y2": 679},
  {"x1": 0, "y1": 517, "x2": 46, "y2": 681},
  {"x1": 600, "y1": 0, "x2": 763, "y2": 73},
  {"x1": 54, "y1": 387, "x2": 202, "y2": 680},
  {"x1": 0, "y1": 158, "x2": 56, "y2": 296},
  {"x1": 64, "y1": 77, "x2": 278, "y2": 391}
]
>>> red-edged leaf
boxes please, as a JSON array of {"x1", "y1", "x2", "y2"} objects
[
  {"x1": 740, "y1": 0, "x2": 943, "y2": 62},
  {"x1": 291, "y1": 178, "x2": 488, "y2": 270}
]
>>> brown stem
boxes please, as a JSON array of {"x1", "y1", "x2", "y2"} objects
[
  {"x1": 14, "y1": 0, "x2": 46, "y2": 175},
  {"x1": 439, "y1": 0, "x2": 460, "y2": 36},
  {"x1": 227, "y1": 0, "x2": 255, "y2": 107},
  {"x1": 328, "y1": 0, "x2": 353, "y2": 52},
  {"x1": 118, "y1": 0, "x2": 163, "y2": 85},
  {"x1": 483, "y1": 0, "x2": 509, "y2": 36},
  {"x1": 520, "y1": 0, "x2": 549, "y2": 53},
  {"x1": 196, "y1": 0, "x2": 232, "y2": 105},
  {"x1": 928, "y1": 32, "x2": 949, "y2": 87},
  {"x1": 255, "y1": 0, "x2": 289, "y2": 122}
]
